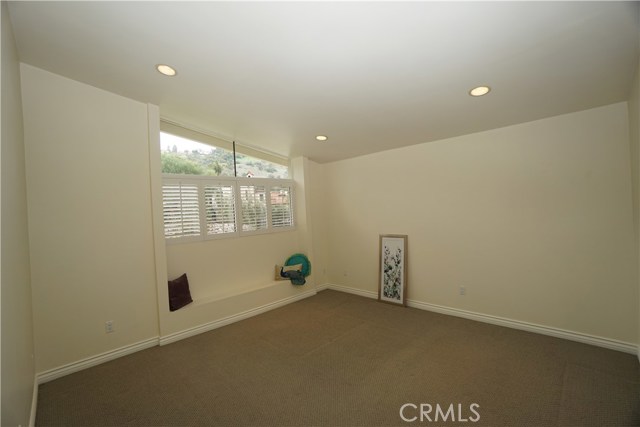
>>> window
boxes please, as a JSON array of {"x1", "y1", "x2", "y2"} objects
[
  {"x1": 239, "y1": 184, "x2": 268, "y2": 232},
  {"x1": 236, "y1": 152, "x2": 289, "y2": 179},
  {"x1": 270, "y1": 185, "x2": 293, "y2": 228},
  {"x1": 159, "y1": 122, "x2": 295, "y2": 242},
  {"x1": 159, "y1": 125, "x2": 289, "y2": 179},
  {"x1": 162, "y1": 181, "x2": 201, "y2": 240},
  {"x1": 162, "y1": 177, "x2": 294, "y2": 241},
  {"x1": 160, "y1": 132, "x2": 236, "y2": 177},
  {"x1": 204, "y1": 182, "x2": 236, "y2": 236}
]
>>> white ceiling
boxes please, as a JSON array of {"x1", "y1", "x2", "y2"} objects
[{"x1": 7, "y1": 1, "x2": 640, "y2": 163}]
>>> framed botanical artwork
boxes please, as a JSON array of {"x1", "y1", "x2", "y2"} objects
[{"x1": 378, "y1": 234, "x2": 408, "y2": 306}]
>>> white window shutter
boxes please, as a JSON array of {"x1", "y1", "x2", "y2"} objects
[
  {"x1": 162, "y1": 182, "x2": 201, "y2": 239},
  {"x1": 162, "y1": 176, "x2": 295, "y2": 241},
  {"x1": 269, "y1": 186, "x2": 293, "y2": 228},
  {"x1": 204, "y1": 183, "x2": 237, "y2": 235},
  {"x1": 239, "y1": 185, "x2": 268, "y2": 232}
]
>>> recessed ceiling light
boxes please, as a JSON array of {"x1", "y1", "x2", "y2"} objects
[
  {"x1": 316, "y1": 135, "x2": 328, "y2": 142},
  {"x1": 156, "y1": 64, "x2": 177, "y2": 77},
  {"x1": 469, "y1": 86, "x2": 491, "y2": 97}
]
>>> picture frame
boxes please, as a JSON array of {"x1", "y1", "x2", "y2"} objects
[{"x1": 378, "y1": 234, "x2": 408, "y2": 306}]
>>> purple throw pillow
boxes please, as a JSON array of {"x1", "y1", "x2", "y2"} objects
[{"x1": 168, "y1": 273, "x2": 193, "y2": 311}]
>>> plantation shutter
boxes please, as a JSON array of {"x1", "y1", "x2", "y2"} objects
[
  {"x1": 162, "y1": 176, "x2": 295, "y2": 241},
  {"x1": 204, "y1": 183, "x2": 237, "y2": 235},
  {"x1": 162, "y1": 182, "x2": 201, "y2": 239},
  {"x1": 239, "y1": 185, "x2": 267, "y2": 232},
  {"x1": 270, "y1": 186, "x2": 293, "y2": 228}
]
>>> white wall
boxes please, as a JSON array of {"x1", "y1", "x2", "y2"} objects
[
  {"x1": 629, "y1": 14, "x2": 640, "y2": 356},
  {"x1": 323, "y1": 102, "x2": 637, "y2": 344},
  {"x1": 20, "y1": 65, "x2": 160, "y2": 373},
  {"x1": 307, "y1": 159, "x2": 328, "y2": 285},
  {"x1": 1, "y1": 3, "x2": 36, "y2": 425}
]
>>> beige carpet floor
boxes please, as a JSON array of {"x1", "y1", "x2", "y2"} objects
[{"x1": 36, "y1": 290, "x2": 640, "y2": 426}]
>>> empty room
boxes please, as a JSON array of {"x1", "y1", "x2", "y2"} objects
[{"x1": 2, "y1": 1, "x2": 640, "y2": 426}]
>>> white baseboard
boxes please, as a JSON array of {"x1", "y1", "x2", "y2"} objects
[
  {"x1": 323, "y1": 283, "x2": 637, "y2": 355},
  {"x1": 315, "y1": 282, "x2": 330, "y2": 292},
  {"x1": 159, "y1": 288, "x2": 318, "y2": 346},
  {"x1": 36, "y1": 337, "x2": 159, "y2": 384},
  {"x1": 407, "y1": 299, "x2": 637, "y2": 354},
  {"x1": 29, "y1": 377, "x2": 38, "y2": 427},
  {"x1": 322, "y1": 283, "x2": 377, "y2": 299}
]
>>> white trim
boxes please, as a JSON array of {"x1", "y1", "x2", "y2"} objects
[
  {"x1": 29, "y1": 378, "x2": 38, "y2": 427},
  {"x1": 159, "y1": 288, "x2": 317, "y2": 346},
  {"x1": 36, "y1": 337, "x2": 159, "y2": 385},
  {"x1": 323, "y1": 283, "x2": 637, "y2": 355},
  {"x1": 407, "y1": 299, "x2": 637, "y2": 354},
  {"x1": 315, "y1": 283, "x2": 330, "y2": 292},
  {"x1": 324, "y1": 283, "x2": 378, "y2": 299}
]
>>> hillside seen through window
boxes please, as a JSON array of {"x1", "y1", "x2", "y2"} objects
[{"x1": 160, "y1": 132, "x2": 289, "y2": 179}]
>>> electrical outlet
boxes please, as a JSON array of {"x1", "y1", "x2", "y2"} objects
[
  {"x1": 459, "y1": 286, "x2": 466, "y2": 296},
  {"x1": 105, "y1": 320, "x2": 115, "y2": 333}
]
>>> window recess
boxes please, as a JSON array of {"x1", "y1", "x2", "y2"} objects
[{"x1": 159, "y1": 121, "x2": 295, "y2": 243}]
